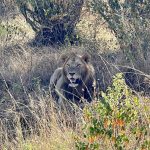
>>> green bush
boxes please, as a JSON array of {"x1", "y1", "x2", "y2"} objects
[
  {"x1": 16, "y1": 0, "x2": 83, "y2": 46},
  {"x1": 89, "y1": 0, "x2": 150, "y2": 73},
  {"x1": 75, "y1": 73, "x2": 149, "y2": 150}
]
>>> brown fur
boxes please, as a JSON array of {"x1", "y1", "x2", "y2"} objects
[{"x1": 50, "y1": 52, "x2": 96, "y2": 105}]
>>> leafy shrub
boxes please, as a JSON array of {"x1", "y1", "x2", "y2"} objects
[
  {"x1": 89, "y1": 0, "x2": 150, "y2": 73},
  {"x1": 16, "y1": 0, "x2": 83, "y2": 46},
  {"x1": 75, "y1": 73, "x2": 149, "y2": 150}
]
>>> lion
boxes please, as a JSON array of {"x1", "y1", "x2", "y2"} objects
[{"x1": 50, "y1": 52, "x2": 96, "y2": 105}]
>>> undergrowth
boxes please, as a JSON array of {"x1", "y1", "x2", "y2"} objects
[
  {"x1": 0, "y1": 72, "x2": 149, "y2": 150},
  {"x1": 75, "y1": 73, "x2": 150, "y2": 150}
]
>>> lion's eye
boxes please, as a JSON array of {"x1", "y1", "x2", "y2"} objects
[
  {"x1": 77, "y1": 64, "x2": 81, "y2": 67},
  {"x1": 66, "y1": 64, "x2": 70, "y2": 67}
]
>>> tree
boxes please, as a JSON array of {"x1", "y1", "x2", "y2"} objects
[
  {"x1": 16, "y1": 0, "x2": 84, "y2": 46},
  {"x1": 90, "y1": 0, "x2": 150, "y2": 73}
]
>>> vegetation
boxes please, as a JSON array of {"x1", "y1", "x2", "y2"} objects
[
  {"x1": 90, "y1": 0, "x2": 150, "y2": 72},
  {"x1": 75, "y1": 73, "x2": 150, "y2": 150},
  {"x1": 0, "y1": 0, "x2": 149, "y2": 150},
  {"x1": 16, "y1": 0, "x2": 83, "y2": 45}
]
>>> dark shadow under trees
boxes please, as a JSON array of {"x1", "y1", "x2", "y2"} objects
[{"x1": 17, "y1": 0, "x2": 84, "y2": 46}]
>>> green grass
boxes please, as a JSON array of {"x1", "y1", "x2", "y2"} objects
[{"x1": 0, "y1": 24, "x2": 7, "y2": 36}]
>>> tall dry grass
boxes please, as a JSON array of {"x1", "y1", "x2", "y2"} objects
[
  {"x1": 0, "y1": 43, "x2": 149, "y2": 150},
  {"x1": 0, "y1": 90, "x2": 83, "y2": 150},
  {"x1": 0, "y1": 42, "x2": 87, "y2": 150}
]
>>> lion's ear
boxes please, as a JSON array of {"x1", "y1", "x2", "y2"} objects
[
  {"x1": 82, "y1": 53, "x2": 91, "y2": 63},
  {"x1": 60, "y1": 53, "x2": 68, "y2": 63}
]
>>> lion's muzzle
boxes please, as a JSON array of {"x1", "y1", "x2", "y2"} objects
[{"x1": 67, "y1": 73, "x2": 81, "y2": 87}]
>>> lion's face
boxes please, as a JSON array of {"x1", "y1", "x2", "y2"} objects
[{"x1": 62, "y1": 53, "x2": 90, "y2": 87}]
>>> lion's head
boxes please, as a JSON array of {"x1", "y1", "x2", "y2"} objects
[{"x1": 61, "y1": 52, "x2": 91, "y2": 88}]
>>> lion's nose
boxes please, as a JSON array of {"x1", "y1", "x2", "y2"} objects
[{"x1": 69, "y1": 73, "x2": 75, "y2": 76}]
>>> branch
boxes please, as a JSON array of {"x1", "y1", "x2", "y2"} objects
[
  {"x1": 92, "y1": 0, "x2": 118, "y2": 35},
  {"x1": 19, "y1": 4, "x2": 40, "y2": 32}
]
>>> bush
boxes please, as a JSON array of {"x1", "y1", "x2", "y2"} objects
[
  {"x1": 89, "y1": 0, "x2": 150, "y2": 74},
  {"x1": 16, "y1": 0, "x2": 83, "y2": 46},
  {"x1": 75, "y1": 73, "x2": 149, "y2": 150}
]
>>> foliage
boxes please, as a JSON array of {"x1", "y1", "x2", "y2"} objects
[
  {"x1": 75, "y1": 73, "x2": 149, "y2": 150},
  {"x1": 16, "y1": 0, "x2": 83, "y2": 46},
  {"x1": 0, "y1": 24, "x2": 7, "y2": 36},
  {"x1": 89, "y1": 0, "x2": 150, "y2": 72}
]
